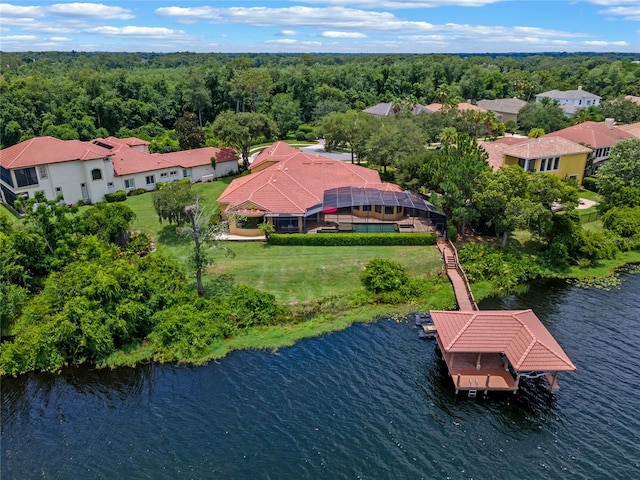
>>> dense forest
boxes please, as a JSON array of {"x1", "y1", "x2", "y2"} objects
[{"x1": 2, "y1": 52, "x2": 640, "y2": 149}]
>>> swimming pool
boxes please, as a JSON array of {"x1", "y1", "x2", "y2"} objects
[{"x1": 351, "y1": 222, "x2": 399, "y2": 233}]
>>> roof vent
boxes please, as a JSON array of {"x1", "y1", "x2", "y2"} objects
[{"x1": 605, "y1": 118, "x2": 615, "y2": 129}]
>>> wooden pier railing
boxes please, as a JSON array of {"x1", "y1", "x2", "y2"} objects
[{"x1": 437, "y1": 239, "x2": 478, "y2": 312}]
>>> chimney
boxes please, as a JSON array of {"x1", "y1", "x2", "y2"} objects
[
  {"x1": 578, "y1": 86, "x2": 582, "y2": 91},
  {"x1": 605, "y1": 118, "x2": 615, "y2": 129}
]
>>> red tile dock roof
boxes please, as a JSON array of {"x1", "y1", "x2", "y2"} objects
[{"x1": 430, "y1": 309, "x2": 576, "y2": 372}]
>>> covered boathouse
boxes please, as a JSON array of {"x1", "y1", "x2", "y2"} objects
[{"x1": 430, "y1": 309, "x2": 576, "y2": 396}]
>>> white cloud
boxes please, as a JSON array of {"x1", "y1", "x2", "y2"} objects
[
  {"x1": 85, "y1": 26, "x2": 186, "y2": 39},
  {"x1": 2, "y1": 34, "x2": 39, "y2": 41},
  {"x1": 280, "y1": 30, "x2": 297, "y2": 35},
  {"x1": 584, "y1": 40, "x2": 629, "y2": 46},
  {"x1": 299, "y1": 0, "x2": 501, "y2": 7},
  {"x1": 301, "y1": 41, "x2": 322, "y2": 45},
  {"x1": 587, "y1": 0, "x2": 638, "y2": 5},
  {"x1": 0, "y1": 4, "x2": 45, "y2": 17},
  {"x1": 322, "y1": 31, "x2": 367, "y2": 38},
  {"x1": 265, "y1": 38, "x2": 298, "y2": 44},
  {"x1": 48, "y1": 36, "x2": 71, "y2": 42},
  {"x1": 48, "y1": 3, "x2": 134, "y2": 20},
  {"x1": 598, "y1": 5, "x2": 640, "y2": 20}
]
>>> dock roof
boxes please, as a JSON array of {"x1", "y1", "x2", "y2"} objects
[{"x1": 430, "y1": 310, "x2": 576, "y2": 372}]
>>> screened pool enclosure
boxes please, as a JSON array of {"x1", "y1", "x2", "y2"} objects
[{"x1": 265, "y1": 187, "x2": 446, "y2": 235}]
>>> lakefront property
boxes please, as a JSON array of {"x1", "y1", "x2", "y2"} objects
[{"x1": 217, "y1": 142, "x2": 447, "y2": 237}]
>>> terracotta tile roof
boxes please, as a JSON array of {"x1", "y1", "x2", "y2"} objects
[
  {"x1": 92, "y1": 137, "x2": 175, "y2": 176},
  {"x1": 618, "y1": 121, "x2": 640, "y2": 138},
  {"x1": 1, "y1": 136, "x2": 112, "y2": 169},
  {"x1": 430, "y1": 310, "x2": 576, "y2": 372},
  {"x1": 218, "y1": 146, "x2": 402, "y2": 214},
  {"x1": 625, "y1": 95, "x2": 640, "y2": 106},
  {"x1": 546, "y1": 121, "x2": 632, "y2": 149},
  {"x1": 477, "y1": 98, "x2": 527, "y2": 115},
  {"x1": 478, "y1": 141, "x2": 509, "y2": 171},
  {"x1": 250, "y1": 141, "x2": 300, "y2": 170},
  {"x1": 158, "y1": 147, "x2": 239, "y2": 168},
  {"x1": 427, "y1": 102, "x2": 486, "y2": 112},
  {"x1": 501, "y1": 136, "x2": 591, "y2": 159}
]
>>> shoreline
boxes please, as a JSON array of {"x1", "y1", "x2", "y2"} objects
[{"x1": 99, "y1": 252, "x2": 640, "y2": 371}]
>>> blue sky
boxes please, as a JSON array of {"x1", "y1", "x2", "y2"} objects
[{"x1": 1, "y1": 1, "x2": 638, "y2": 53}]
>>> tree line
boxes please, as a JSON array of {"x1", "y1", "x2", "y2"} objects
[{"x1": 2, "y1": 52, "x2": 640, "y2": 149}]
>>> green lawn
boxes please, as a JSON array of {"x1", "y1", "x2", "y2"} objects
[
  {"x1": 112, "y1": 179, "x2": 446, "y2": 304},
  {"x1": 578, "y1": 188, "x2": 602, "y2": 203}
]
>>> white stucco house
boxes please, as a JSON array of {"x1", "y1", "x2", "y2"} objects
[
  {"x1": 535, "y1": 86, "x2": 601, "y2": 116},
  {"x1": 1, "y1": 136, "x2": 239, "y2": 206}
]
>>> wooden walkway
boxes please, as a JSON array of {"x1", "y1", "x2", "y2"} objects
[{"x1": 437, "y1": 240, "x2": 478, "y2": 311}]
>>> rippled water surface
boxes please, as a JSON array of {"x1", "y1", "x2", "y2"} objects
[{"x1": 2, "y1": 274, "x2": 640, "y2": 479}]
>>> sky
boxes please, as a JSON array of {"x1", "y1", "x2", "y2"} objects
[{"x1": 0, "y1": 1, "x2": 639, "y2": 54}]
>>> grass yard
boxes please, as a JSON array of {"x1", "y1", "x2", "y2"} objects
[
  {"x1": 212, "y1": 243, "x2": 444, "y2": 303},
  {"x1": 111, "y1": 178, "x2": 446, "y2": 304}
]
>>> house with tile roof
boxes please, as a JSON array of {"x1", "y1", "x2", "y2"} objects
[
  {"x1": 362, "y1": 102, "x2": 433, "y2": 117},
  {"x1": 217, "y1": 143, "x2": 445, "y2": 237},
  {"x1": 0, "y1": 136, "x2": 114, "y2": 206},
  {"x1": 1, "y1": 136, "x2": 239, "y2": 206},
  {"x1": 617, "y1": 121, "x2": 640, "y2": 139},
  {"x1": 535, "y1": 87, "x2": 600, "y2": 117},
  {"x1": 477, "y1": 98, "x2": 528, "y2": 124},
  {"x1": 479, "y1": 135, "x2": 592, "y2": 183},
  {"x1": 426, "y1": 102, "x2": 486, "y2": 113},
  {"x1": 545, "y1": 120, "x2": 633, "y2": 170},
  {"x1": 249, "y1": 141, "x2": 300, "y2": 173}
]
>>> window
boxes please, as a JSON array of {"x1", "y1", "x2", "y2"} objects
[
  {"x1": 517, "y1": 158, "x2": 535, "y2": 172},
  {"x1": 183, "y1": 168, "x2": 192, "y2": 178},
  {"x1": 91, "y1": 168, "x2": 102, "y2": 180},
  {"x1": 145, "y1": 175, "x2": 155, "y2": 185},
  {"x1": 38, "y1": 166, "x2": 48, "y2": 179},
  {"x1": 170, "y1": 170, "x2": 178, "y2": 178},
  {"x1": 237, "y1": 216, "x2": 263, "y2": 229},
  {"x1": 362, "y1": 205, "x2": 371, "y2": 212},
  {"x1": 124, "y1": 178, "x2": 135, "y2": 189},
  {"x1": 539, "y1": 157, "x2": 560, "y2": 172},
  {"x1": 14, "y1": 167, "x2": 39, "y2": 187},
  {"x1": 374, "y1": 205, "x2": 382, "y2": 213},
  {"x1": 1, "y1": 166, "x2": 14, "y2": 187},
  {"x1": 353, "y1": 205, "x2": 360, "y2": 211},
  {"x1": 160, "y1": 172, "x2": 169, "y2": 179},
  {"x1": 384, "y1": 206, "x2": 394, "y2": 215}
]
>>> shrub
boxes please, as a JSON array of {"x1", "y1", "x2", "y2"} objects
[
  {"x1": 298, "y1": 124, "x2": 315, "y2": 133},
  {"x1": 582, "y1": 177, "x2": 598, "y2": 193},
  {"x1": 360, "y1": 258, "x2": 409, "y2": 294},
  {"x1": 295, "y1": 130, "x2": 307, "y2": 141},
  {"x1": 156, "y1": 181, "x2": 166, "y2": 190},
  {"x1": 446, "y1": 223, "x2": 458, "y2": 241},
  {"x1": 178, "y1": 178, "x2": 191, "y2": 185},
  {"x1": 104, "y1": 190, "x2": 127, "y2": 203},
  {"x1": 304, "y1": 132, "x2": 316, "y2": 141},
  {"x1": 268, "y1": 233, "x2": 437, "y2": 246},
  {"x1": 227, "y1": 285, "x2": 288, "y2": 327},
  {"x1": 127, "y1": 188, "x2": 147, "y2": 197},
  {"x1": 602, "y1": 206, "x2": 640, "y2": 238}
]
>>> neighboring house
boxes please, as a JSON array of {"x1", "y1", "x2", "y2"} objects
[
  {"x1": 1, "y1": 136, "x2": 239, "y2": 206},
  {"x1": 0, "y1": 136, "x2": 114, "y2": 206},
  {"x1": 476, "y1": 98, "x2": 527, "y2": 123},
  {"x1": 426, "y1": 102, "x2": 486, "y2": 113},
  {"x1": 363, "y1": 102, "x2": 433, "y2": 117},
  {"x1": 479, "y1": 136, "x2": 592, "y2": 183},
  {"x1": 218, "y1": 143, "x2": 445, "y2": 237},
  {"x1": 618, "y1": 121, "x2": 640, "y2": 139},
  {"x1": 624, "y1": 95, "x2": 640, "y2": 106},
  {"x1": 535, "y1": 86, "x2": 601, "y2": 116},
  {"x1": 546, "y1": 120, "x2": 632, "y2": 170}
]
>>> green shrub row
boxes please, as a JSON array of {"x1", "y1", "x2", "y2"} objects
[
  {"x1": 104, "y1": 190, "x2": 127, "y2": 202},
  {"x1": 268, "y1": 232, "x2": 437, "y2": 246},
  {"x1": 582, "y1": 177, "x2": 598, "y2": 193},
  {"x1": 127, "y1": 188, "x2": 147, "y2": 196}
]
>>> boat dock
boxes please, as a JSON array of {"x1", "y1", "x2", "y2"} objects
[{"x1": 429, "y1": 239, "x2": 575, "y2": 397}]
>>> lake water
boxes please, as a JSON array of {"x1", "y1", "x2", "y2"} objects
[{"x1": 2, "y1": 273, "x2": 640, "y2": 479}]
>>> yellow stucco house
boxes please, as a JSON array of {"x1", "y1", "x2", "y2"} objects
[{"x1": 480, "y1": 136, "x2": 592, "y2": 184}]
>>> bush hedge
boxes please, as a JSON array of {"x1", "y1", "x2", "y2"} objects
[
  {"x1": 127, "y1": 188, "x2": 147, "y2": 196},
  {"x1": 582, "y1": 176, "x2": 598, "y2": 193},
  {"x1": 268, "y1": 232, "x2": 437, "y2": 246},
  {"x1": 104, "y1": 190, "x2": 127, "y2": 203}
]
